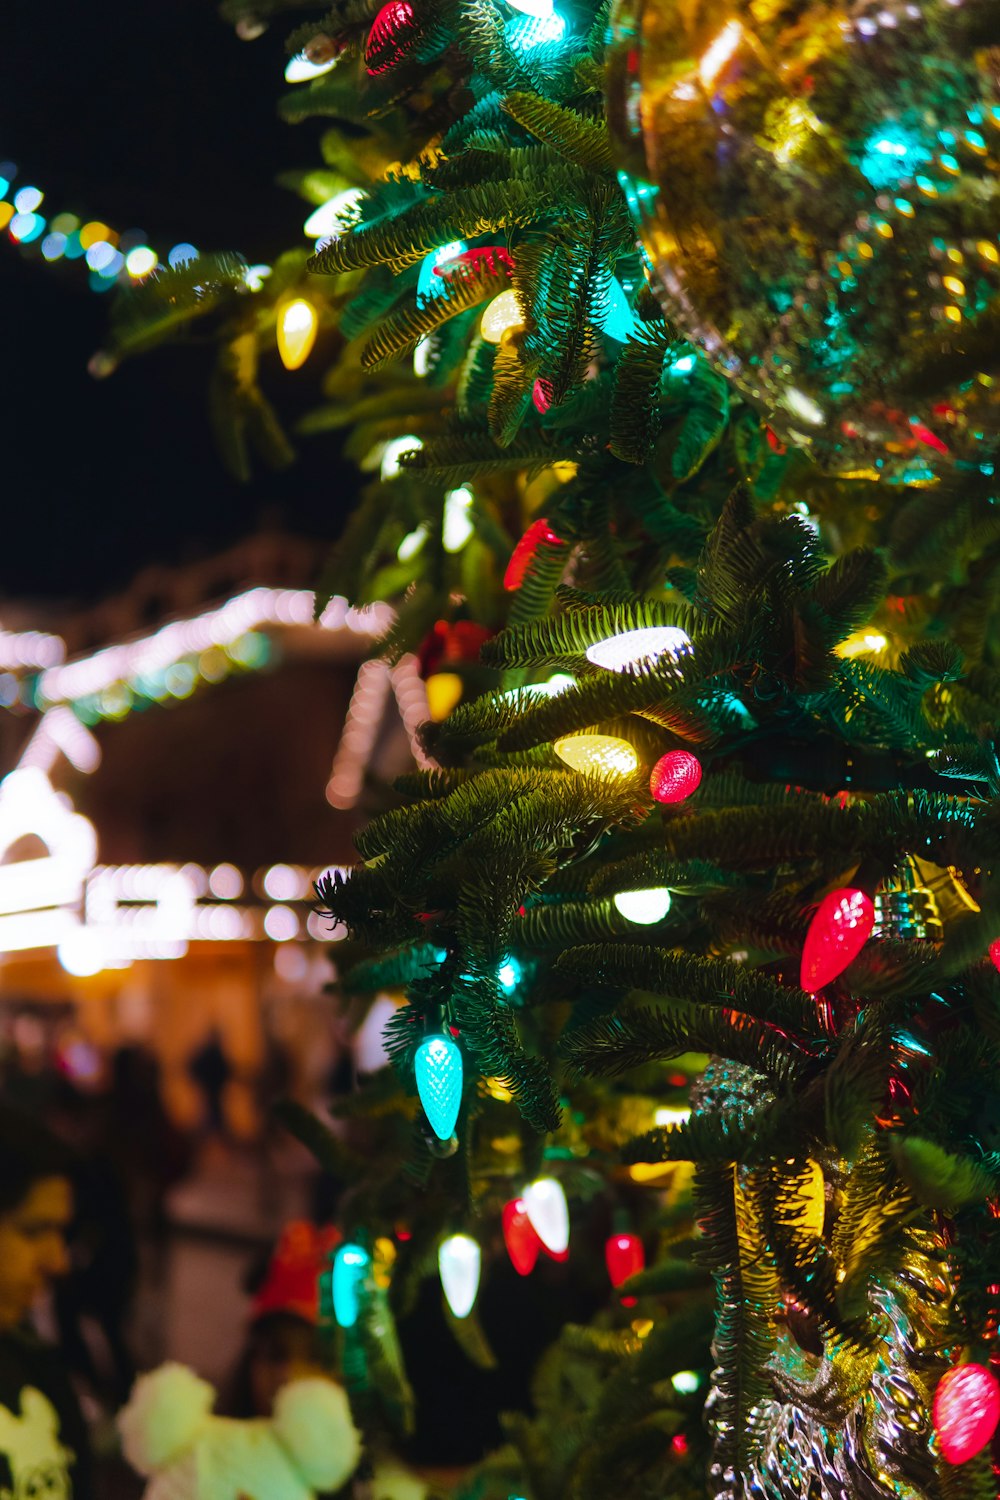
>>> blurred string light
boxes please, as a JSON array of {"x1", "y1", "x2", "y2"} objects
[
  {"x1": 32, "y1": 587, "x2": 392, "y2": 727},
  {"x1": 0, "y1": 159, "x2": 271, "y2": 298}
]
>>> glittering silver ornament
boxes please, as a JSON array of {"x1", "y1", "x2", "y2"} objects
[{"x1": 605, "y1": 0, "x2": 1000, "y2": 483}]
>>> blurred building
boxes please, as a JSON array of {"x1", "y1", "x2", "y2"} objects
[{"x1": 0, "y1": 533, "x2": 425, "y2": 1133}]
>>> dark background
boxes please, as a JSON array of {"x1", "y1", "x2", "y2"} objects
[{"x1": 1, "y1": 0, "x2": 354, "y2": 602}]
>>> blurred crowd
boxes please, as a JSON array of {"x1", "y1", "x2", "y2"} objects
[{"x1": 0, "y1": 1008, "x2": 605, "y2": 1500}]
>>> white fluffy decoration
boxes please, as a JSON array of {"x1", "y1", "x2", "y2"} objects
[
  {"x1": 118, "y1": 1366, "x2": 363, "y2": 1500},
  {"x1": 272, "y1": 1378, "x2": 361, "y2": 1491},
  {"x1": 119, "y1": 1364, "x2": 215, "y2": 1472}
]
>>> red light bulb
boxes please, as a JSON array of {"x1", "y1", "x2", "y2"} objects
[
  {"x1": 933, "y1": 1363, "x2": 1000, "y2": 1464},
  {"x1": 503, "y1": 517, "x2": 565, "y2": 591},
  {"x1": 605, "y1": 1232, "x2": 645, "y2": 1304},
  {"x1": 799, "y1": 887, "x2": 875, "y2": 991},
  {"x1": 650, "y1": 751, "x2": 702, "y2": 804},
  {"x1": 502, "y1": 1198, "x2": 542, "y2": 1276},
  {"x1": 364, "y1": 0, "x2": 415, "y2": 73},
  {"x1": 989, "y1": 937, "x2": 1000, "y2": 971}
]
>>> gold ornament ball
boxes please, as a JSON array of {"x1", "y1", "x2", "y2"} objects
[{"x1": 605, "y1": 0, "x2": 1000, "y2": 483}]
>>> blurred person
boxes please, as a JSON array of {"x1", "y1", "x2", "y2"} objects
[
  {"x1": 224, "y1": 1223, "x2": 427, "y2": 1500},
  {"x1": 0, "y1": 1102, "x2": 93, "y2": 1499},
  {"x1": 187, "y1": 1028, "x2": 232, "y2": 1140},
  {"x1": 49, "y1": 1081, "x2": 139, "y2": 1405}
]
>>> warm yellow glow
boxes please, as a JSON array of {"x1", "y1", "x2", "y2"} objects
[
  {"x1": 698, "y1": 21, "x2": 742, "y2": 89},
  {"x1": 426, "y1": 672, "x2": 463, "y2": 721},
  {"x1": 551, "y1": 461, "x2": 578, "y2": 482},
  {"x1": 485, "y1": 1077, "x2": 514, "y2": 1102},
  {"x1": 836, "y1": 629, "x2": 887, "y2": 659},
  {"x1": 631, "y1": 1318, "x2": 654, "y2": 1338},
  {"x1": 277, "y1": 298, "x2": 319, "y2": 370},
  {"x1": 654, "y1": 1106, "x2": 691, "y2": 1127},
  {"x1": 80, "y1": 221, "x2": 110, "y2": 250},
  {"x1": 629, "y1": 1162, "x2": 675, "y2": 1185},
  {"x1": 799, "y1": 1159, "x2": 826, "y2": 1237},
  {"x1": 976, "y1": 241, "x2": 999, "y2": 264},
  {"x1": 481, "y1": 289, "x2": 524, "y2": 344},
  {"x1": 373, "y1": 1235, "x2": 396, "y2": 1288},
  {"x1": 771, "y1": 101, "x2": 819, "y2": 165},
  {"x1": 942, "y1": 276, "x2": 965, "y2": 297},
  {"x1": 554, "y1": 734, "x2": 638, "y2": 777}
]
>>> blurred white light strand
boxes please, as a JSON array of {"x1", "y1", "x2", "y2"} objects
[
  {"x1": 0, "y1": 629, "x2": 65, "y2": 669},
  {"x1": 327, "y1": 658, "x2": 393, "y2": 809},
  {"x1": 390, "y1": 654, "x2": 433, "y2": 769},
  {"x1": 18, "y1": 709, "x2": 101, "y2": 775},
  {"x1": 37, "y1": 588, "x2": 393, "y2": 706}
]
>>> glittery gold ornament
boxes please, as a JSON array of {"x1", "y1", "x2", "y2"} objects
[{"x1": 606, "y1": 0, "x2": 1000, "y2": 483}]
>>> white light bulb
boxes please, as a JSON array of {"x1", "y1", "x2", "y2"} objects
[
  {"x1": 443, "y1": 486, "x2": 474, "y2": 553},
  {"x1": 439, "y1": 1234, "x2": 481, "y2": 1319},
  {"x1": 285, "y1": 50, "x2": 338, "y2": 81},
  {"x1": 397, "y1": 523, "x2": 430, "y2": 562},
  {"x1": 523, "y1": 1177, "x2": 569, "y2": 1254},
  {"x1": 586, "y1": 626, "x2": 691, "y2": 672},
  {"x1": 380, "y1": 435, "x2": 423, "y2": 480},
  {"x1": 613, "y1": 888, "x2": 672, "y2": 925},
  {"x1": 304, "y1": 188, "x2": 366, "y2": 239}
]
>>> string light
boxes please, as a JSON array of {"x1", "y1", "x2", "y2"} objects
[
  {"x1": 503, "y1": 1198, "x2": 542, "y2": 1275},
  {"x1": 613, "y1": 888, "x2": 672, "y2": 924},
  {"x1": 523, "y1": 1177, "x2": 570, "y2": 1256},
  {"x1": 276, "y1": 298, "x2": 319, "y2": 370},
  {"x1": 481, "y1": 289, "x2": 524, "y2": 343},
  {"x1": 304, "y1": 188, "x2": 366, "y2": 240},
  {"x1": 932, "y1": 1364, "x2": 1000, "y2": 1464},
  {"x1": 381, "y1": 435, "x2": 423, "y2": 480},
  {"x1": 586, "y1": 625, "x2": 691, "y2": 671},
  {"x1": 415, "y1": 1033, "x2": 464, "y2": 1140},
  {"x1": 332, "y1": 1244, "x2": 370, "y2": 1328},
  {"x1": 438, "y1": 1234, "x2": 481, "y2": 1319},
  {"x1": 800, "y1": 887, "x2": 875, "y2": 991},
  {"x1": 554, "y1": 734, "x2": 638, "y2": 776},
  {"x1": 650, "y1": 750, "x2": 702, "y2": 803},
  {"x1": 605, "y1": 1232, "x2": 645, "y2": 1303},
  {"x1": 443, "y1": 485, "x2": 475, "y2": 552},
  {"x1": 417, "y1": 240, "x2": 467, "y2": 304},
  {"x1": 0, "y1": 161, "x2": 221, "y2": 296},
  {"x1": 285, "y1": 49, "x2": 338, "y2": 81}
]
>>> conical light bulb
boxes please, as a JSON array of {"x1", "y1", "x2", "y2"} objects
[
  {"x1": 585, "y1": 626, "x2": 691, "y2": 672},
  {"x1": 554, "y1": 734, "x2": 638, "y2": 777},
  {"x1": 332, "y1": 1243, "x2": 370, "y2": 1328},
  {"x1": 277, "y1": 299, "x2": 318, "y2": 370},
  {"x1": 481, "y1": 289, "x2": 524, "y2": 344},
  {"x1": 438, "y1": 1233, "x2": 480, "y2": 1319},
  {"x1": 523, "y1": 1177, "x2": 569, "y2": 1255},
  {"x1": 415, "y1": 1033, "x2": 463, "y2": 1140}
]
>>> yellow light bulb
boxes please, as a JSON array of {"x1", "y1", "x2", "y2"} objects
[
  {"x1": 481, "y1": 289, "x2": 524, "y2": 344},
  {"x1": 426, "y1": 672, "x2": 464, "y2": 721},
  {"x1": 554, "y1": 734, "x2": 638, "y2": 777},
  {"x1": 277, "y1": 299, "x2": 319, "y2": 370}
]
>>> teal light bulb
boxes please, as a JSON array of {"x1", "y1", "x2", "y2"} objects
[
  {"x1": 415, "y1": 1033, "x2": 463, "y2": 1140},
  {"x1": 602, "y1": 277, "x2": 634, "y2": 342},
  {"x1": 332, "y1": 1243, "x2": 370, "y2": 1328}
]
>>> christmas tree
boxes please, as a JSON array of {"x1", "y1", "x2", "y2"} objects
[{"x1": 106, "y1": 0, "x2": 1000, "y2": 1492}]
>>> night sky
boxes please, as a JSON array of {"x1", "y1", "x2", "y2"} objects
[{"x1": 2, "y1": 0, "x2": 355, "y2": 603}]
